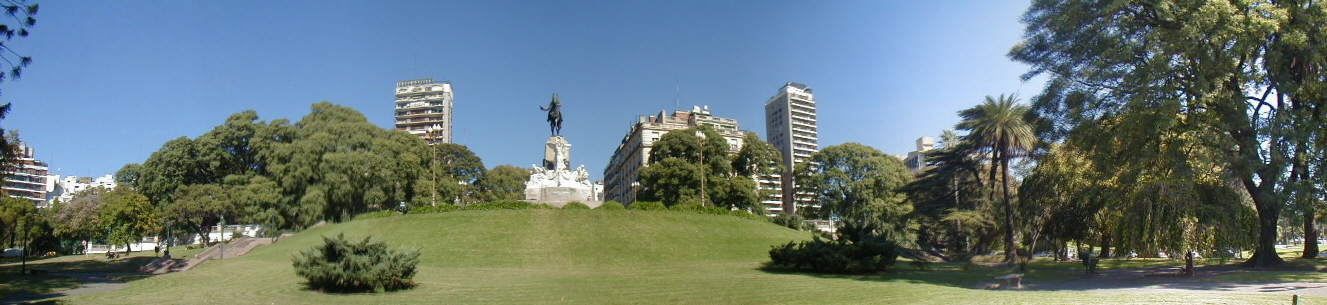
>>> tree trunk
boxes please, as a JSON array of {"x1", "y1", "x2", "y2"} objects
[
  {"x1": 1000, "y1": 145, "x2": 1016, "y2": 264},
  {"x1": 1098, "y1": 233, "x2": 1112, "y2": 259},
  {"x1": 1243, "y1": 198, "x2": 1284, "y2": 268},
  {"x1": 1303, "y1": 205, "x2": 1319, "y2": 259}
]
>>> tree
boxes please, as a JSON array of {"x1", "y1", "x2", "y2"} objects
[
  {"x1": 794, "y1": 143, "x2": 914, "y2": 245},
  {"x1": 637, "y1": 125, "x2": 743, "y2": 207},
  {"x1": 0, "y1": 2, "x2": 38, "y2": 188},
  {"x1": 0, "y1": 196, "x2": 36, "y2": 248},
  {"x1": 48, "y1": 187, "x2": 108, "y2": 242},
  {"x1": 731, "y1": 132, "x2": 783, "y2": 212},
  {"x1": 1009, "y1": 0, "x2": 1327, "y2": 267},
  {"x1": 956, "y1": 94, "x2": 1035, "y2": 263},
  {"x1": 99, "y1": 187, "x2": 161, "y2": 251},
  {"x1": 431, "y1": 143, "x2": 485, "y2": 204},
  {"x1": 475, "y1": 164, "x2": 530, "y2": 202},
  {"x1": 162, "y1": 184, "x2": 234, "y2": 246},
  {"x1": 115, "y1": 163, "x2": 142, "y2": 187}
]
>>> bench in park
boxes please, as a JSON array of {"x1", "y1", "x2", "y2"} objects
[
  {"x1": 995, "y1": 273, "x2": 1024, "y2": 289},
  {"x1": 26, "y1": 268, "x2": 48, "y2": 275}
]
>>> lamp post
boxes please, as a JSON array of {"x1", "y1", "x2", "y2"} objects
[
  {"x1": 428, "y1": 128, "x2": 441, "y2": 207},
  {"x1": 695, "y1": 130, "x2": 707, "y2": 207},
  {"x1": 218, "y1": 214, "x2": 225, "y2": 260}
]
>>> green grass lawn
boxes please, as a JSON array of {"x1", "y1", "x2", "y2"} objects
[{"x1": 29, "y1": 209, "x2": 1319, "y2": 304}]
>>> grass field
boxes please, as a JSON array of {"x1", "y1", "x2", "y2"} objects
[{"x1": 16, "y1": 209, "x2": 1317, "y2": 304}]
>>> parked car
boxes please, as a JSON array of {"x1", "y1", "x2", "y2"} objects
[{"x1": 1, "y1": 247, "x2": 22, "y2": 257}]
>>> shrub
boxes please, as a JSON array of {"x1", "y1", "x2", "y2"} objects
[
  {"x1": 627, "y1": 201, "x2": 667, "y2": 211},
  {"x1": 597, "y1": 200, "x2": 626, "y2": 210},
  {"x1": 770, "y1": 214, "x2": 809, "y2": 231},
  {"x1": 407, "y1": 204, "x2": 461, "y2": 215},
  {"x1": 463, "y1": 201, "x2": 554, "y2": 211},
  {"x1": 292, "y1": 233, "x2": 420, "y2": 292},
  {"x1": 562, "y1": 202, "x2": 591, "y2": 210},
  {"x1": 354, "y1": 210, "x2": 401, "y2": 220},
  {"x1": 766, "y1": 222, "x2": 899, "y2": 274}
]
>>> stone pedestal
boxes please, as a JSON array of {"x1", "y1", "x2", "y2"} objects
[{"x1": 525, "y1": 136, "x2": 601, "y2": 208}]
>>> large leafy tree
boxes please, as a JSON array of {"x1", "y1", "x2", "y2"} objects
[
  {"x1": 48, "y1": 187, "x2": 108, "y2": 242},
  {"x1": 795, "y1": 143, "x2": 914, "y2": 244},
  {"x1": 99, "y1": 187, "x2": 161, "y2": 251},
  {"x1": 1010, "y1": 0, "x2": 1327, "y2": 267},
  {"x1": 475, "y1": 164, "x2": 530, "y2": 202},
  {"x1": 955, "y1": 94, "x2": 1035, "y2": 263},
  {"x1": 162, "y1": 184, "x2": 234, "y2": 246},
  {"x1": 638, "y1": 125, "x2": 760, "y2": 208}
]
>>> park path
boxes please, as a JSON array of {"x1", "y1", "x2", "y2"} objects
[
  {"x1": 1, "y1": 273, "x2": 132, "y2": 304},
  {"x1": 1021, "y1": 266, "x2": 1327, "y2": 297}
]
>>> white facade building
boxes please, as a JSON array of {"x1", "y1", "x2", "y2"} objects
[
  {"x1": 765, "y1": 82, "x2": 819, "y2": 215},
  {"x1": 49, "y1": 174, "x2": 117, "y2": 204},
  {"x1": 394, "y1": 78, "x2": 454, "y2": 145}
]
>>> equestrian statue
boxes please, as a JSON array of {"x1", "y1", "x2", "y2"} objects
[{"x1": 540, "y1": 93, "x2": 563, "y2": 136}]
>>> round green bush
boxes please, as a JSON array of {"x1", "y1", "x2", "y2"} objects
[
  {"x1": 292, "y1": 233, "x2": 420, "y2": 292},
  {"x1": 562, "y1": 202, "x2": 591, "y2": 210},
  {"x1": 596, "y1": 200, "x2": 626, "y2": 210}
]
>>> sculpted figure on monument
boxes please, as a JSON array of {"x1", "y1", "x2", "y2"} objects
[{"x1": 539, "y1": 93, "x2": 563, "y2": 136}]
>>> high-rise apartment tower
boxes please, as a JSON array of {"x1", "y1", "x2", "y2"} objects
[
  {"x1": 764, "y1": 82, "x2": 818, "y2": 214},
  {"x1": 394, "y1": 78, "x2": 454, "y2": 145}
]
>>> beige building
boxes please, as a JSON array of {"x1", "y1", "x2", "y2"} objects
[
  {"x1": 3, "y1": 141, "x2": 50, "y2": 207},
  {"x1": 903, "y1": 136, "x2": 935, "y2": 173},
  {"x1": 394, "y1": 78, "x2": 454, "y2": 145},
  {"x1": 603, "y1": 105, "x2": 745, "y2": 205},
  {"x1": 765, "y1": 82, "x2": 819, "y2": 215}
]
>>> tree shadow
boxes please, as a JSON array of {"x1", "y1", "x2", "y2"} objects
[
  {"x1": 756, "y1": 261, "x2": 1073, "y2": 289},
  {"x1": 0, "y1": 256, "x2": 158, "y2": 274}
]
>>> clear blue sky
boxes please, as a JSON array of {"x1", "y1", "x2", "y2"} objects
[{"x1": 4, "y1": 1, "x2": 1043, "y2": 181}]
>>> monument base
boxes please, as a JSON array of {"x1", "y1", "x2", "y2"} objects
[{"x1": 525, "y1": 135, "x2": 601, "y2": 208}]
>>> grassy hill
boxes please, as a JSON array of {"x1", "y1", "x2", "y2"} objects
[{"x1": 58, "y1": 210, "x2": 1303, "y2": 304}]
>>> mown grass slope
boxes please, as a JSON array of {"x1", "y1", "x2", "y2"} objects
[{"x1": 59, "y1": 210, "x2": 1308, "y2": 304}]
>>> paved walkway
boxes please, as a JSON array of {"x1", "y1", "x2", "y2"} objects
[
  {"x1": 1, "y1": 273, "x2": 132, "y2": 304},
  {"x1": 1021, "y1": 266, "x2": 1327, "y2": 297}
]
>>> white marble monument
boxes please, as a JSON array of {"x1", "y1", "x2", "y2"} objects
[{"x1": 525, "y1": 135, "x2": 601, "y2": 207}]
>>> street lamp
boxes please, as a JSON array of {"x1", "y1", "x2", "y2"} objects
[{"x1": 695, "y1": 130, "x2": 707, "y2": 207}]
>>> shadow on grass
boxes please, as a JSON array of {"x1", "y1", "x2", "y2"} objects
[
  {"x1": 0, "y1": 274, "x2": 82, "y2": 296},
  {"x1": 755, "y1": 261, "x2": 1079, "y2": 289},
  {"x1": 299, "y1": 282, "x2": 419, "y2": 295},
  {"x1": 0, "y1": 256, "x2": 158, "y2": 274}
]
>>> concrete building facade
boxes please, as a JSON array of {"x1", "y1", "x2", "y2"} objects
[
  {"x1": 3, "y1": 141, "x2": 50, "y2": 207},
  {"x1": 394, "y1": 78, "x2": 454, "y2": 145},
  {"x1": 903, "y1": 136, "x2": 935, "y2": 173},
  {"x1": 48, "y1": 174, "x2": 117, "y2": 204},
  {"x1": 603, "y1": 105, "x2": 745, "y2": 205},
  {"x1": 764, "y1": 82, "x2": 818, "y2": 214}
]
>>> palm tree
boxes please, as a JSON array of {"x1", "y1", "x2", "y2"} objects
[{"x1": 956, "y1": 94, "x2": 1035, "y2": 263}]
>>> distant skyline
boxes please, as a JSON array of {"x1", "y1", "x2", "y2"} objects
[{"x1": 4, "y1": 1, "x2": 1043, "y2": 181}]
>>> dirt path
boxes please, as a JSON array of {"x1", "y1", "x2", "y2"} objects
[
  {"x1": 2, "y1": 273, "x2": 132, "y2": 304},
  {"x1": 1022, "y1": 266, "x2": 1327, "y2": 297}
]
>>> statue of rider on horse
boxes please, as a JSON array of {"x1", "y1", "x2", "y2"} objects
[{"x1": 540, "y1": 94, "x2": 563, "y2": 136}]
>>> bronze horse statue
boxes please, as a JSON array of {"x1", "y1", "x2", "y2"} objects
[{"x1": 540, "y1": 94, "x2": 563, "y2": 136}]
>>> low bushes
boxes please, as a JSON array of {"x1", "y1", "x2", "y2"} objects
[
  {"x1": 770, "y1": 214, "x2": 810, "y2": 231},
  {"x1": 353, "y1": 210, "x2": 401, "y2": 220},
  {"x1": 767, "y1": 223, "x2": 899, "y2": 274},
  {"x1": 562, "y1": 202, "x2": 591, "y2": 210},
  {"x1": 596, "y1": 200, "x2": 626, "y2": 210},
  {"x1": 292, "y1": 233, "x2": 420, "y2": 292},
  {"x1": 406, "y1": 204, "x2": 461, "y2": 214},
  {"x1": 668, "y1": 204, "x2": 766, "y2": 222},
  {"x1": 627, "y1": 201, "x2": 667, "y2": 211}
]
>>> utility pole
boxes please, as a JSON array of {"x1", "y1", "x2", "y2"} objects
[{"x1": 218, "y1": 215, "x2": 225, "y2": 260}]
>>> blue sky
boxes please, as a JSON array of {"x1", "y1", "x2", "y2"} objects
[{"x1": 4, "y1": 1, "x2": 1043, "y2": 181}]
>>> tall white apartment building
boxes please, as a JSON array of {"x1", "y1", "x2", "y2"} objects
[
  {"x1": 764, "y1": 82, "x2": 818, "y2": 215},
  {"x1": 603, "y1": 105, "x2": 745, "y2": 205},
  {"x1": 3, "y1": 141, "x2": 50, "y2": 207},
  {"x1": 394, "y1": 78, "x2": 454, "y2": 145}
]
